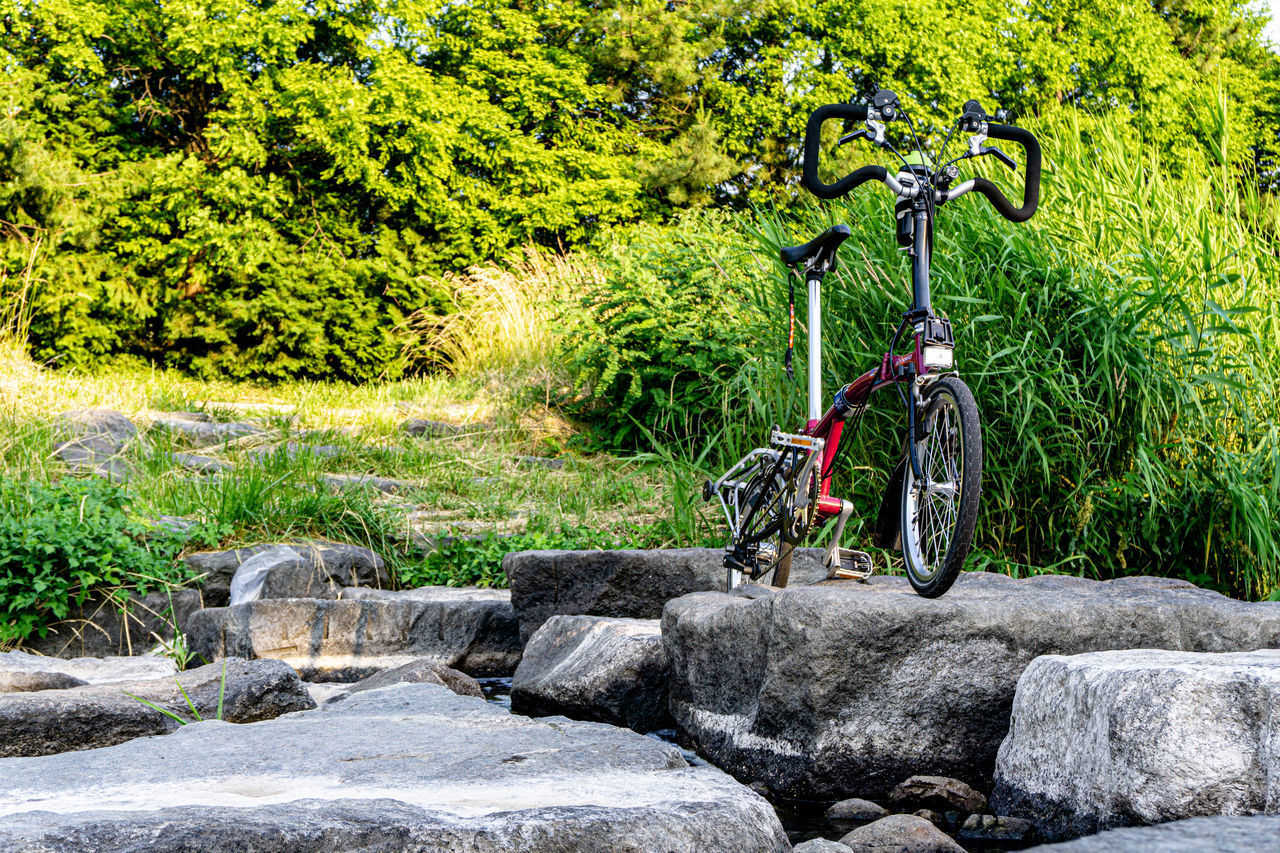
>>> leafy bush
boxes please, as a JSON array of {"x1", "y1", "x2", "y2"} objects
[
  {"x1": 0, "y1": 476, "x2": 206, "y2": 644},
  {"x1": 559, "y1": 213, "x2": 764, "y2": 447}
]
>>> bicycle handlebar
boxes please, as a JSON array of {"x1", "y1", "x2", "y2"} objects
[
  {"x1": 802, "y1": 104, "x2": 889, "y2": 200},
  {"x1": 968, "y1": 123, "x2": 1041, "y2": 222},
  {"x1": 800, "y1": 103, "x2": 1043, "y2": 222}
]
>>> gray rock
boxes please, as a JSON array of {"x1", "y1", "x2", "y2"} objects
[
  {"x1": 0, "y1": 657, "x2": 314, "y2": 757},
  {"x1": 244, "y1": 441, "x2": 344, "y2": 462},
  {"x1": 185, "y1": 540, "x2": 388, "y2": 608},
  {"x1": 0, "y1": 671, "x2": 85, "y2": 692},
  {"x1": 54, "y1": 408, "x2": 137, "y2": 474},
  {"x1": 511, "y1": 616, "x2": 670, "y2": 732},
  {"x1": 186, "y1": 590, "x2": 522, "y2": 679},
  {"x1": 320, "y1": 472, "x2": 418, "y2": 495},
  {"x1": 1022, "y1": 815, "x2": 1280, "y2": 852},
  {"x1": 20, "y1": 589, "x2": 200, "y2": 659},
  {"x1": 514, "y1": 454, "x2": 566, "y2": 470},
  {"x1": 401, "y1": 417, "x2": 463, "y2": 437},
  {"x1": 838, "y1": 814, "x2": 965, "y2": 852},
  {"x1": 0, "y1": 652, "x2": 175, "y2": 691},
  {"x1": 0, "y1": 683, "x2": 788, "y2": 852},
  {"x1": 793, "y1": 840, "x2": 853, "y2": 853},
  {"x1": 151, "y1": 416, "x2": 261, "y2": 447},
  {"x1": 142, "y1": 515, "x2": 199, "y2": 535},
  {"x1": 337, "y1": 658, "x2": 483, "y2": 700},
  {"x1": 890, "y1": 776, "x2": 987, "y2": 815},
  {"x1": 992, "y1": 648, "x2": 1280, "y2": 840},
  {"x1": 959, "y1": 814, "x2": 1035, "y2": 843},
  {"x1": 506, "y1": 547, "x2": 831, "y2": 642},
  {"x1": 164, "y1": 452, "x2": 229, "y2": 474},
  {"x1": 826, "y1": 797, "x2": 890, "y2": 821},
  {"x1": 663, "y1": 572, "x2": 1280, "y2": 801}
]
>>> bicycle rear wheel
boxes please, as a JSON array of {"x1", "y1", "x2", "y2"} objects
[
  {"x1": 726, "y1": 453, "x2": 795, "y2": 591},
  {"x1": 900, "y1": 376, "x2": 981, "y2": 597}
]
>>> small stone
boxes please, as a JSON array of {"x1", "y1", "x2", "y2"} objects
[
  {"x1": 748, "y1": 781, "x2": 771, "y2": 798},
  {"x1": 825, "y1": 798, "x2": 890, "y2": 821},
  {"x1": 958, "y1": 813, "x2": 1034, "y2": 842},
  {"x1": 0, "y1": 671, "x2": 87, "y2": 692},
  {"x1": 889, "y1": 775, "x2": 987, "y2": 815},
  {"x1": 164, "y1": 452, "x2": 229, "y2": 474},
  {"x1": 914, "y1": 809, "x2": 944, "y2": 827},
  {"x1": 793, "y1": 840, "x2": 853, "y2": 853},
  {"x1": 838, "y1": 814, "x2": 964, "y2": 852},
  {"x1": 327, "y1": 659, "x2": 483, "y2": 701},
  {"x1": 400, "y1": 418, "x2": 463, "y2": 437},
  {"x1": 514, "y1": 454, "x2": 565, "y2": 470}
]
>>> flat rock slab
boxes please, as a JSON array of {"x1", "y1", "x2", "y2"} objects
[
  {"x1": 186, "y1": 540, "x2": 388, "y2": 607},
  {"x1": 663, "y1": 572, "x2": 1280, "y2": 801},
  {"x1": 0, "y1": 683, "x2": 788, "y2": 852},
  {"x1": 512, "y1": 616, "x2": 671, "y2": 732},
  {"x1": 506, "y1": 547, "x2": 831, "y2": 643},
  {"x1": 151, "y1": 416, "x2": 262, "y2": 447},
  {"x1": 320, "y1": 472, "x2": 418, "y2": 495},
  {"x1": 186, "y1": 590, "x2": 522, "y2": 679},
  {"x1": 401, "y1": 418, "x2": 463, "y2": 437},
  {"x1": 1023, "y1": 815, "x2": 1280, "y2": 852},
  {"x1": 164, "y1": 452, "x2": 229, "y2": 474},
  {"x1": 992, "y1": 649, "x2": 1280, "y2": 840},
  {"x1": 0, "y1": 658, "x2": 313, "y2": 757},
  {"x1": 20, "y1": 589, "x2": 201, "y2": 659},
  {"x1": 0, "y1": 652, "x2": 175, "y2": 693}
]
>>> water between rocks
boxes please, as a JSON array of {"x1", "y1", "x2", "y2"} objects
[{"x1": 475, "y1": 678, "x2": 1033, "y2": 852}]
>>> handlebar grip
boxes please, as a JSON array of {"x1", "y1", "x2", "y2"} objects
[
  {"x1": 802, "y1": 103, "x2": 888, "y2": 199},
  {"x1": 971, "y1": 123, "x2": 1041, "y2": 222}
]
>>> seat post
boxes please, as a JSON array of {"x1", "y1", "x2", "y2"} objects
[{"x1": 807, "y1": 271, "x2": 823, "y2": 423}]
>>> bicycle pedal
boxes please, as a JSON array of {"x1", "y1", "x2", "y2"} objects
[{"x1": 827, "y1": 548, "x2": 875, "y2": 581}]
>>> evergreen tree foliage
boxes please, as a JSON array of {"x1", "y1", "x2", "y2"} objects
[{"x1": 0, "y1": 0, "x2": 1276, "y2": 378}]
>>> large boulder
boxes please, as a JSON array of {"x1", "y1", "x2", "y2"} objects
[
  {"x1": 0, "y1": 658, "x2": 314, "y2": 757},
  {"x1": 506, "y1": 547, "x2": 831, "y2": 642},
  {"x1": 20, "y1": 589, "x2": 201, "y2": 659},
  {"x1": 511, "y1": 616, "x2": 670, "y2": 732},
  {"x1": 185, "y1": 541, "x2": 389, "y2": 607},
  {"x1": 1023, "y1": 815, "x2": 1280, "y2": 852},
  {"x1": 0, "y1": 652, "x2": 175, "y2": 693},
  {"x1": 992, "y1": 649, "x2": 1280, "y2": 840},
  {"x1": 54, "y1": 408, "x2": 137, "y2": 477},
  {"x1": 0, "y1": 683, "x2": 788, "y2": 852},
  {"x1": 663, "y1": 572, "x2": 1280, "y2": 801},
  {"x1": 186, "y1": 588, "x2": 522, "y2": 679}
]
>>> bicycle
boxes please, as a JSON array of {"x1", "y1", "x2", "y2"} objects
[{"x1": 703, "y1": 89, "x2": 1041, "y2": 598}]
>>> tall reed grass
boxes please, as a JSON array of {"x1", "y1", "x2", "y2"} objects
[{"x1": 402, "y1": 248, "x2": 600, "y2": 380}]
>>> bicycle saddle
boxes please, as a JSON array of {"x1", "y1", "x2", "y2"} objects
[{"x1": 780, "y1": 224, "x2": 851, "y2": 270}]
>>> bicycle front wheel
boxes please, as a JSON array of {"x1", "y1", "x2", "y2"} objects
[{"x1": 900, "y1": 376, "x2": 982, "y2": 598}]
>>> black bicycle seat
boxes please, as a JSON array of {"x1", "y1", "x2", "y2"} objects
[{"x1": 780, "y1": 224, "x2": 851, "y2": 270}]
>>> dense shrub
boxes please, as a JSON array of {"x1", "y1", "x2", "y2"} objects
[
  {"x1": 0, "y1": 476, "x2": 209, "y2": 645},
  {"x1": 558, "y1": 213, "x2": 764, "y2": 447}
]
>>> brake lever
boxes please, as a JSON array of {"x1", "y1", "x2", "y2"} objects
[
  {"x1": 982, "y1": 146, "x2": 1018, "y2": 171},
  {"x1": 835, "y1": 129, "x2": 872, "y2": 149}
]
